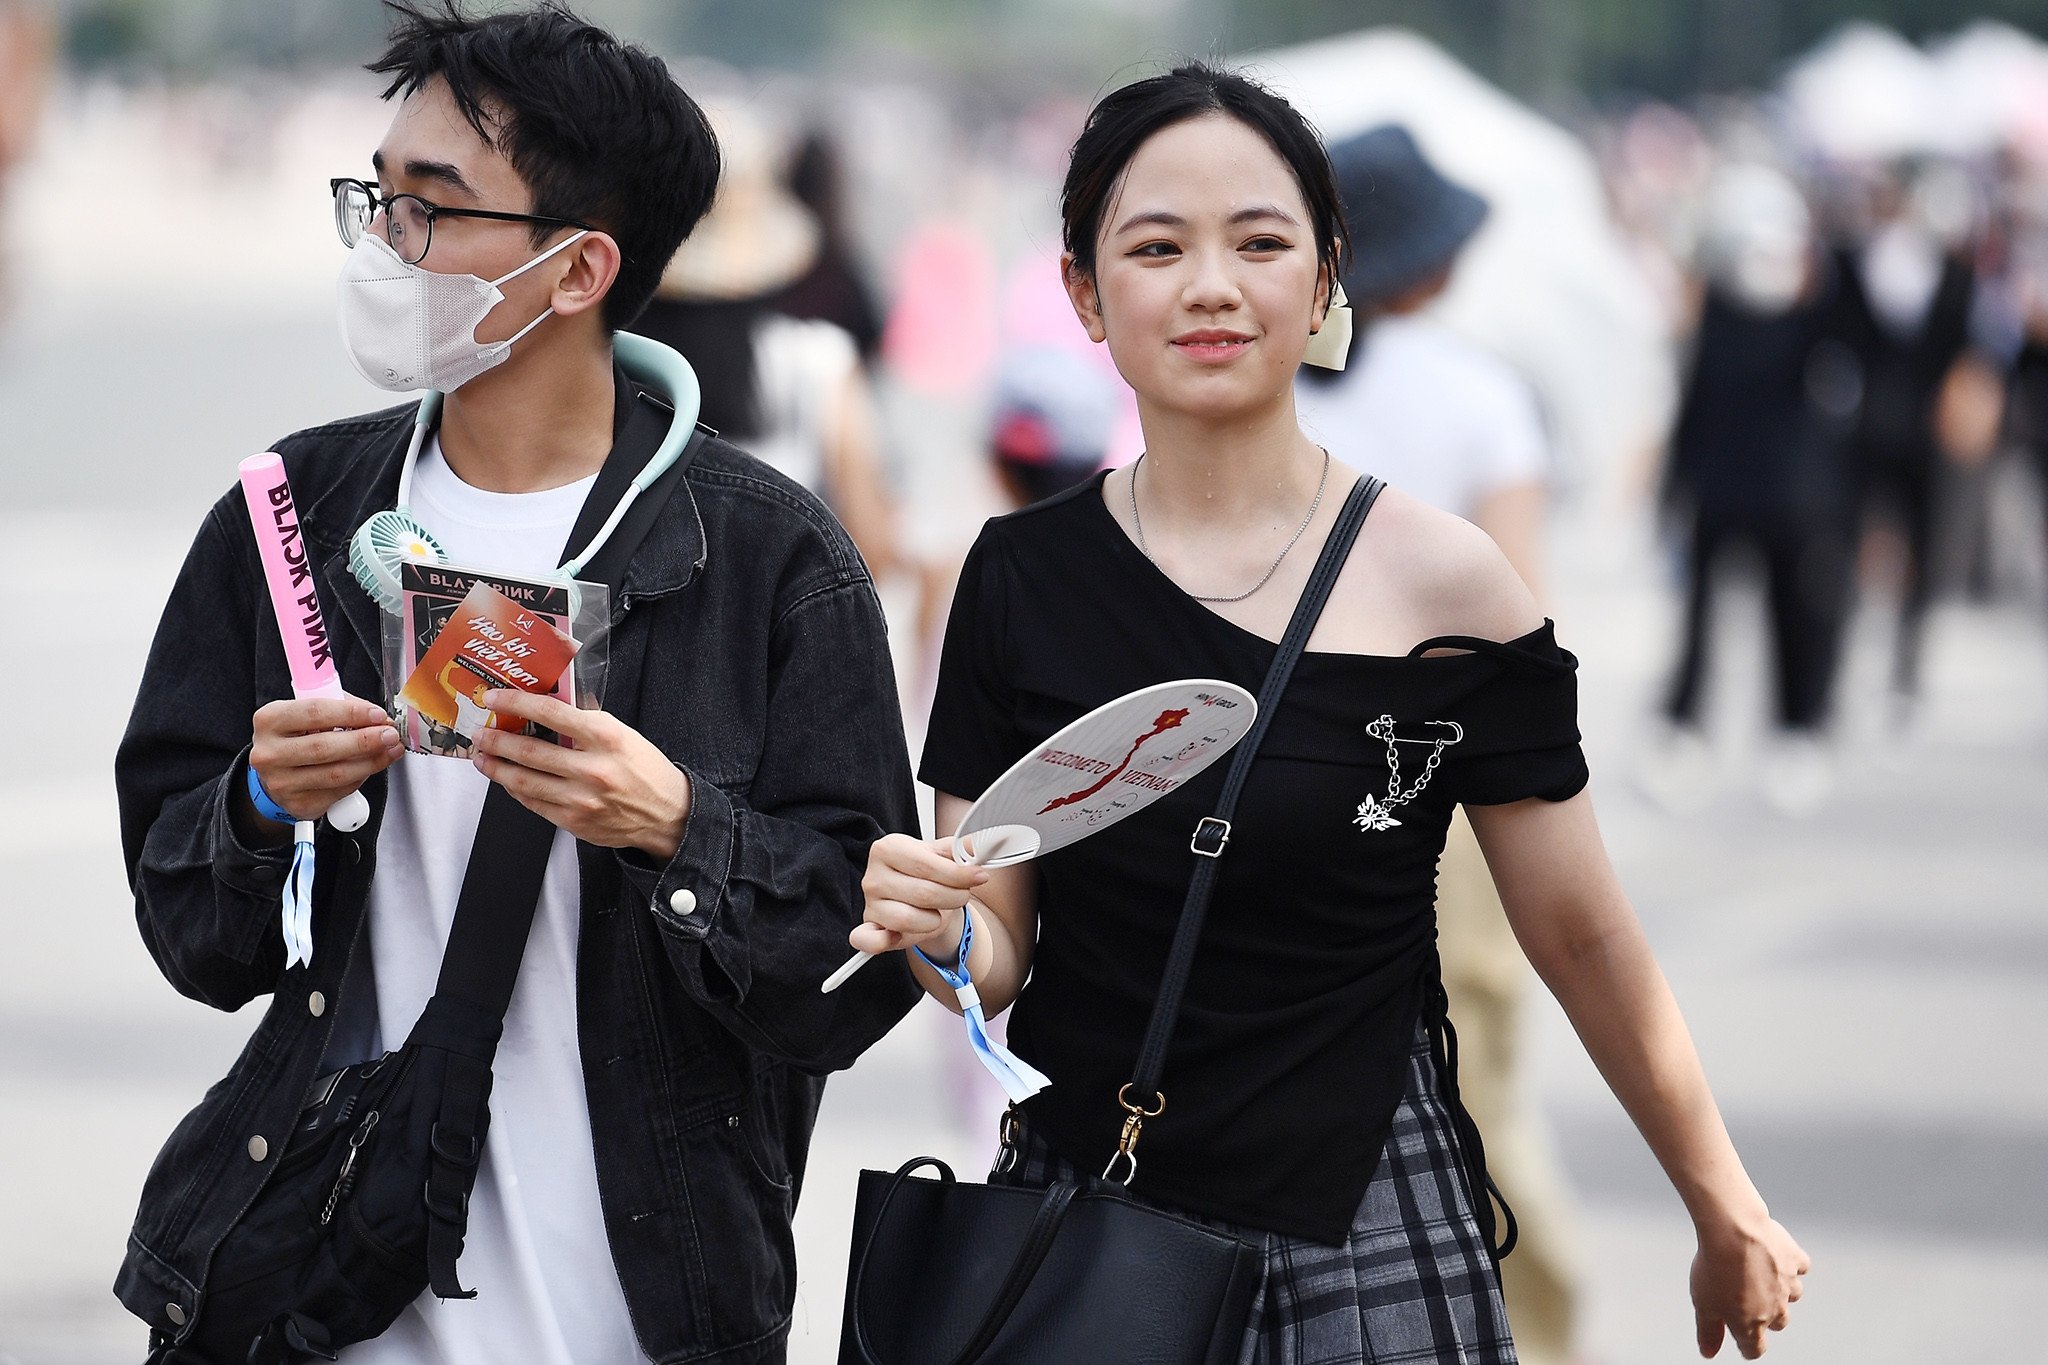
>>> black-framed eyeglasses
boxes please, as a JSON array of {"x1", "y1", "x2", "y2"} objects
[{"x1": 330, "y1": 177, "x2": 592, "y2": 266}]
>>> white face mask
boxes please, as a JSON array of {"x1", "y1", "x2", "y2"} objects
[{"x1": 336, "y1": 228, "x2": 588, "y2": 392}]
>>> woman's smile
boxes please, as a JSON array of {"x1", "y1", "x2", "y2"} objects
[{"x1": 1171, "y1": 327, "x2": 1256, "y2": 363}]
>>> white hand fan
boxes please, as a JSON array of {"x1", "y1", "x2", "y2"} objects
[{"x1": 820, "y1": 678, "x2": 1258, "y2": 992}]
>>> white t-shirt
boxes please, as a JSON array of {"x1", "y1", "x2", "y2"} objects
[
  {"x1": 1294, "y1": 313, "x2": 1548, "y2": 520},
  {"x1": 745, "y1": 314, "x2": 859, "y2": 494},
  {"x1": 339, "y1": 436, "x2": 648, "y2": 1365}
]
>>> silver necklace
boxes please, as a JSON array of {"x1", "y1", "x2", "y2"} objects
[{"x1": 1129, "y1": 447, "x2": 1331, "y2": 604}]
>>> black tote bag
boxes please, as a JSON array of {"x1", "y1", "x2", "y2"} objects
[
  {"x1": 839, "y1": 478, "x2": 1385, "y2": 1365},
  {"x1": 843, "y1": 1157, "x2": 1260, "y2": 1365}
]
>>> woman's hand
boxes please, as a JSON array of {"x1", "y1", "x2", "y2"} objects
[
  {"x1": 852, "y1": 833, "x2": 988, "y2": 959},
  {"x1": 1690, "y1": 1207, "x2": 1809, "y2": 1358}
]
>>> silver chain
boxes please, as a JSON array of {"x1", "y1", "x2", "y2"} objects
[
  {"x1": 1129, "y1": 447, "x2": 1331, "y2": 604},
  {"x1": 1367, "y1": 715, "x2": 1455, "y2": 809}
]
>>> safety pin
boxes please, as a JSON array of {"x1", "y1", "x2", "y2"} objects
[{"x1": 1365, "y1": 719, "x2": 1463, "y2": 744}]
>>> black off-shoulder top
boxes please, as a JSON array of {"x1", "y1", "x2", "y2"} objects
[{"x1": 920, "y1": 473, "x2": 1588, "y2": 1243}]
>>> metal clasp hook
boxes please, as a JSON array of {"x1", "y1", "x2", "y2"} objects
[{"x1": 1101, "y1": 1084, "x2": 1164, "y2": 1186}]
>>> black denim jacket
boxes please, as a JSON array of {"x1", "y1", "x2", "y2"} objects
[{"x1": 113, "y1": 395, "x2": 922, "y2": 1363}]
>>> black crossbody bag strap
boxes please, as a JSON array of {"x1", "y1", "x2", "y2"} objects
[
  {"x1": 412, "y1": 389, "x2": 707, "y2": 1297},
  {"x1": 1124, "y1": 475, "x2": 1383, "y2": 1107},
  {"x1": 838, "y1": 481, "x2": 1381, "y2": 1365}
]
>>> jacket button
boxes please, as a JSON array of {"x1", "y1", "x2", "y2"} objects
[
  {"x1": 248, "y1": 1135, "x2": 269, "y2": 1162},
  {"x1": 308, "y1": 991, "x2": 327, "y2": 1018},
  {"x1": 669, "y1": 888, "x2": 697, "y2": 916},
  {"x1": 166, "y1": 1302, "x2": 187, "y2": 1326}
]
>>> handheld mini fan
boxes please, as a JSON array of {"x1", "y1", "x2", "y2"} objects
[
  {"x1": 348, "y1": 507, "x2": 447, "y2": 612},
  {"x1": 820, "y1": 678, "x2": 1258, "y2": 994},
  {"x1": 346, "y1": 331, "x2": 706, "y2": 614}
]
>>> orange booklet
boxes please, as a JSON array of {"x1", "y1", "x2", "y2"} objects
[{"x1": 398, "y1": 581, "x2": 579, "y2": 747}]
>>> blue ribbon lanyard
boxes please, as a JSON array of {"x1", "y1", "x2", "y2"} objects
[
  {"x1": 914, "y1": 913, "x2": 1050, "y2": 1104},
  {"x1": 281, "y1": 820, "x2": 317, "y2": 970},
  {"x1": 248, "y1": 763, "x2": 317, "y2": 969}
]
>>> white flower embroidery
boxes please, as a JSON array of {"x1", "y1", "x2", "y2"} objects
[{"x1": 1353, "y1": 795, "x2": 1402, "y2": 832}]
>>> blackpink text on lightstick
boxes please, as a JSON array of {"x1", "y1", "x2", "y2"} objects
[{"x1": 239, "y1": 453, "x2": 373, "y2": 967}]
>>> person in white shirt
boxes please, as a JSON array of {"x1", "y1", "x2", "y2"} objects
[{"x1": 1295, "y1": 123, "x2": 1583, "y2": 1365}]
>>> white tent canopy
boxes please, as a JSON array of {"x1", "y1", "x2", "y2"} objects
[
  {"x1": 1782, "y1": 22, "x2": 1948, "y2": 161},
  {"x1": 1246, "y1": 28, "x2": 1676, "y2": 489},
  {"x1": 1781, "y1": 20, "x2": 2048, "y2": 163}
]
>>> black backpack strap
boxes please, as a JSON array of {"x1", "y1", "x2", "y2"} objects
[
  {"x1": 412, "y1": 382, "x2": 706, "y2": 1298},
  {"x1": 1112, "y1": 476, "x2": 1384, "y2": 1162}
]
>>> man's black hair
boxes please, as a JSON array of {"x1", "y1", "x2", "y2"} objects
[{"x1": 369, "y1": 1, "x2": 719, "y2": 330}]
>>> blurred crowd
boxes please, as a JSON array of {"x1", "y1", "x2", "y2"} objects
[
  {"x1": 8, "y1": 15, "x2": 2044, "y2": 794},
  {"x1": 1604, "y1": 21, "x2": 2048, "y2": 814}
]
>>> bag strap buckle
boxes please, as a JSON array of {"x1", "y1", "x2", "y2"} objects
[{"x1": 1189, "y1": 817, "x2": 1231, "y2": 858}]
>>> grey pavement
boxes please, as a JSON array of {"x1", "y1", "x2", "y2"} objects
[{"x1": 3, "y1": 295, "x2": 2045, "y2": 1365}]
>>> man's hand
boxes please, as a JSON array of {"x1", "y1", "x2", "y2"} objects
[
  {"x1": 245, "y1": 696, "x2": 401, "y2": 837},
  {"x1": 470, "y1": 690, "x2": 690, "y2": 859}
]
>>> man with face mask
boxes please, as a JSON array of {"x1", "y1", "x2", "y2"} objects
[{"x1": 113, "y1": 5, "x2": 920, "y2": 1362}]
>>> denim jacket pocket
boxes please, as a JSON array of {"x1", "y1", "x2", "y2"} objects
[{"x1": 676, "y1": 1101, "x2": 795, "y2": 1351}]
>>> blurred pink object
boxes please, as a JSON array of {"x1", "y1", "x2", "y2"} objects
[{"x1": 881, "y1": 220, "x2": 997, "y2": 395}]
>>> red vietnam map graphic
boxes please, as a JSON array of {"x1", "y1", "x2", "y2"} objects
[{"x1": 1038, "y1": 708, "x2": 1190, "y2": 814}]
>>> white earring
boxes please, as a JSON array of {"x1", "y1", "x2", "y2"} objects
[{"x1": 1301, "y1": 283, "x2": 1353, "y2": 371}]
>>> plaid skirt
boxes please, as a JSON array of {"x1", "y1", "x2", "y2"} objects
[{"x1": 990, "y1": 1028, "x2": 1517, "y2": 1365}]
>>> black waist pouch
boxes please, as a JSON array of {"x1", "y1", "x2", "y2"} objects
[{"x1": 160, "y1": 996, "x2": 501, "y2": 1363}]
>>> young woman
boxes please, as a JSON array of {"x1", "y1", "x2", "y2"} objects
[{"x1": 854, "y1": 64, "x2": 1807, "y2": 1364}]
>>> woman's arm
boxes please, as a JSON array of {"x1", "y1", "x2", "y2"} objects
[
  {"x1": 852, "y1": 790, "x2": 1039, "y2": 1016},
  {"x1": 1467, "y1": 791, "x2": 1809, "y2": 1360}
]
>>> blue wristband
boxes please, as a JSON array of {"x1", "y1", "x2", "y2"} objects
[
  {"x1": 912, "y1": 916, "x2": 970, "y2": 977},
  {"x1": 245, "y1": 762, "x2": 295, "y2": 826},
  {"x1": 913, "y1": 915, "x2": 1051, "y2": 1104}
]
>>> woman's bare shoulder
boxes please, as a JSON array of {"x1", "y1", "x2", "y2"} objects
[{"x1": 1349, "y1": 482, "x2": 1543, "y2": 647}]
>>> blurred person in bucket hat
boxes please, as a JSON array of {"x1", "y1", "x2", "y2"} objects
[
  {"x1": 1297, "y1": 122, "x2": 1587, "y2": 1365},
  {"x1": 1333, "y1": 123, "x2": 1490, "y2": 309},
  {"x1": 633, "y1": 106, "x2": 900, "y2": 577}
]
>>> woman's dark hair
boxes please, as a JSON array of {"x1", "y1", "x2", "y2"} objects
[
  {"x1": 1061, "y1": 63, "x2": 1349, "y2": 293},
  {"x1": 369, "y1": 1, "x2": 720, "y2": 329}
]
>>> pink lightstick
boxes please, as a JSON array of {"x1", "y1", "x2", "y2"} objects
[{"x1": 237, "y1": 453, "x2": 371, "y2": 834}]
